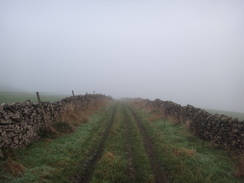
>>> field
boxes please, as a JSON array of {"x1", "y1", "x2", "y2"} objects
[
  {"x1": 0, "y1": 102, "x2": 243, "y2": 183},
  {"x1": 0, "y1": 92, "x2": 68, "y2": 104},
  {"x1": 205, "y1": 108, "x2": 244, "y2": 121}
]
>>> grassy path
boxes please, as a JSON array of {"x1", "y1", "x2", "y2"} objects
[
  {"x1": 71, "y1": 104, "x2": 117, "y2": 183},
  {"x1": 85, "y1": 103, "x2": 156, "y2": 182},
  {"x1": 0, "y1": 102, "x2": 242, "y2": 183},
  {"x1": 80, "y1": 103, "x2": 168, "y2": 182},
  {"x1": 130, "y1": 108, "x2": 168, "y2": 183}
]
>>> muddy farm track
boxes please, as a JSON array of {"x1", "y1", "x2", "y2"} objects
[
  {"x1": 130, "y1": 109, "x2": 168, "y2": 183},
  {"x1": 71, "y1": 103, "x2": 168, "y2": 183},
  {"x1": 72, "y1": 106, "x2": 117, "y2": 183}
]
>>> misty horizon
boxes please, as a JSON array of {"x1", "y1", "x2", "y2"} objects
[{"x1": 1, "y1": 1, "x2": 244, "y2": 113}]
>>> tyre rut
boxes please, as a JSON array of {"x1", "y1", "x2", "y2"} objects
[
  {"x1": 71, "y1": 105, "x2": 117, "y2": 183},
  {"x1": 129, "y1": 108, "x2": 168, "y2": 183},
  {"x1": 122, "y1": 105, "x2": 136, "y2": 181}
]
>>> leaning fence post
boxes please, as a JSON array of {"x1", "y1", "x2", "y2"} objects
[
  {"x1": 36, "y1": 92, "x2": 47, "y2": 126},
  {"x1": 72, "y1": 90, "x2": 75, "y2": 98},
  {"x1": 36, "y1": 92, "x2": 41, "y2": 103}
]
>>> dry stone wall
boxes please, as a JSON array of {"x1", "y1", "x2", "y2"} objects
[
  {"x1": 0, "y1": 94, "x2": 111, "y2": 157},
  {"x1": 141, "y1": 99, "x2": 244, "y2": 153}
]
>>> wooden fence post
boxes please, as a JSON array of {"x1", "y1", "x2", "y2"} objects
[
  {"x1": 36, "y1": 92, "x2": 41, "y2": 103},
  {"x1": 36, "y1": 92, "x2": 47, "y2": 126},
  {"x1": 72, "y1": 90, "x2": 75, "y2": 98},
  {"x1": 72, "y1": 90, "x2": 77, "y2": 111}
]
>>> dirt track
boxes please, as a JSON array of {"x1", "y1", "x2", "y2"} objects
[
  {"x1": 71, "y1": 103, "x2": 168, "y2": 183},
  {"x1": 72, "y1": 106, "x2": 117, "y2": 183},
  {"x1": 131, "y1": 109, "x2": 168, "y2": 183},
  {"x1": 123, "y1": 105, "x2": 137, "y2": 181}
]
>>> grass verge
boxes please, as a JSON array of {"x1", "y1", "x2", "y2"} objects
[{"x1": 132, "y1": 107, "x2": 243, "y2": 183}]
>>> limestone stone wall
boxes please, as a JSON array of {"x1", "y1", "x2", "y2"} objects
[
  {"x1": 142, "y1": 99, "x2": 244, "y2": 153},
  {"x1": 0, "y1": 94, "x2": 111, "y2": 157}
]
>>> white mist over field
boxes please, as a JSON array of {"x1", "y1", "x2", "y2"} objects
[{"x1": 0, "y1": 0, "x2": 244, "y2": 112}]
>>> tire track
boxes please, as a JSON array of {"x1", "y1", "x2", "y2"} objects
[
  {"x1": 122, "y1": 105, "x2": 136, "y2": 181},
  {"x1": 129, "y1": 107, "x2": 168, "y2": 183},
  {"x1": 71, "y1": 105, "x2": 117, "y2": 183}
]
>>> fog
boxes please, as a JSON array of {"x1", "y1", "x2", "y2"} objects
[{"x1": 0, "y1": 0, "x2": 244, "y2": 112}]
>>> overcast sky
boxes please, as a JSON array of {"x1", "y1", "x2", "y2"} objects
[{"x1": 0, "y1": 0, "x2": 244, "y2": 112}]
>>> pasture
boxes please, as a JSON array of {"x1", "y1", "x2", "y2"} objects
[
  {"x1": 0, "y1": 92, "x2": 68, "y2": 104},
  {"x1": 205, "y1": 108, "x2": 244, "y2": 121}
]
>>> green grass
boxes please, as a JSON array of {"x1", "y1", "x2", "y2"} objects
[
  {"x1": 123, "y1": 107, "x2": 154, "y2": 182},
  {"x1": 134, "y1": 108, "x2": 242, "y2": 183},
  {"x1": 91, "y1": 104, "x2": 154, "y2": 183},
  {"x1": 0, "y1": 106, "x2": 113, "y2": 183},
  {"x1": 205, "y1": 108, "x2": 244, "y2": 121},
  {"x1": 0, "y1": 92, "x2": 68, "y2": 104},
  {"x1": 90, "y1": 104, "x2": 129, "y2": 183}
]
